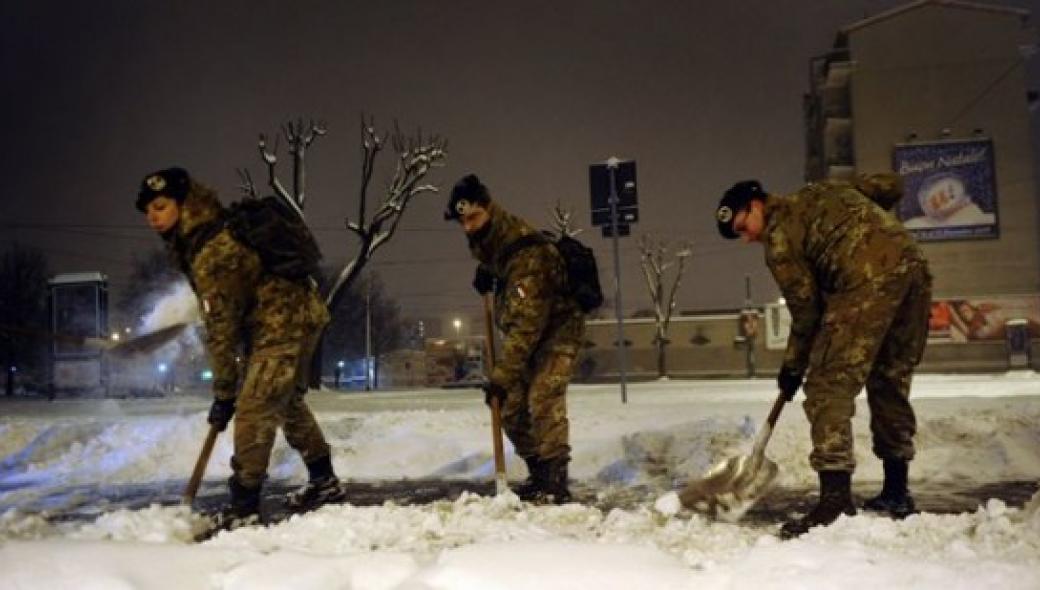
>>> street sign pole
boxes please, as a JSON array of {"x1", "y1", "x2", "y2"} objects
[
  {"x1": 607, "y1": 158, "x2": 629, "y2": 404},
  {"x1": 589, "y1": 156, "x2": 637, "y2": 404}
]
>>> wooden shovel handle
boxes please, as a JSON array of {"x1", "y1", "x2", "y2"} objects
[
  {"x1": 765, "y1": 390, "x2": 788, "y2": 430},
  {"x1": 483, "y1": 294, "x2": 508, "y2": 489},
  {"x1": 183, "y1": 425, "x2": 220, "y2": 505}
]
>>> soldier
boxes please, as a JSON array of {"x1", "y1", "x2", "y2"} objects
[
  {"x1": 136, "y1": 167, "x2": 344, "y2": 526},
  {"x1": 445, "y1": 174, "x2": 586, "y2": 504},
  {"x1": 714, "y1": 174, "x2": 931, "y2": 538}
]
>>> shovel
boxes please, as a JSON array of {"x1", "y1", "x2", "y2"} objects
[
  {"x1": 679, "y1": 390, "x2": 788, "y2": 521},
  {"x1": 1, "y1": 322, "x2": 189, "y2": 358},
  {"x1": 482, "y1": 294, "x2": 509, "y2": 495},
  {"x1": 106, "y1": 323, "x2": 190, "y2": 358}
]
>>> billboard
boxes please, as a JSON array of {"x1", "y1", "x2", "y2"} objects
[
  {"x1": 928, "y1": 295, "x2": 1040, "y2": 342},
  {"x1": 893, "y1": 138, "x2": 998, "y2": 241}
]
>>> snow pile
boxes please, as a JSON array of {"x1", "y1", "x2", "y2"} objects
[
  {"x1": 2, "y1": 490, "x2": 1039, "y2": 589},
  {"x1": 0, "y1": 375, "x2": 1038, "y2": 588}
]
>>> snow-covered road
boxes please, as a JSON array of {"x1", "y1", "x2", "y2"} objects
[{"x1": 1, "y1": 374, "x2": 1038, "y2": 589}]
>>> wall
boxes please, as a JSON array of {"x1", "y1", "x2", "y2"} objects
[{"x1": 846, "y1": 4, "x2": 1040, "y2": 297}]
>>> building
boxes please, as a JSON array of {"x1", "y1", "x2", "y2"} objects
[
  {"x1": 806, "y1": 0, "x2": 1039, "y2": 295},
  {"x1": 581, "y1": 1, "x2": 1040, "y2": 380}
]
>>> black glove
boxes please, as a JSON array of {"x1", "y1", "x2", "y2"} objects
[
  {"x1": 482, "y1": 381, "x2": 507, "y2": 408},
  {"x1": 473, "y1": 265, "x2": 496, "y2": 295},
  {"x1": 208, "y1": 397, "x2": 236, "y2": 431},
  {"x1": 777, "y1": 366, "x2": 804, "y2": 402}
]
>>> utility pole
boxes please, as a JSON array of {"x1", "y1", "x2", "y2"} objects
[{"x1": 364, "y1": 281, "x2": 372, "y2": 391}]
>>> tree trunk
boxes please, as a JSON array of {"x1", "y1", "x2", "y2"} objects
[{"x1": 656, "y1": 336, "x2": 667, "y2": 379}]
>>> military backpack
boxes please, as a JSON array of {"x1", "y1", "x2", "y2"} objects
[
  {"x1": 498, "y1": 232, "x2": 604, "y2": 313},
  {"x1": 224, "y1": 196, "x2": 323, "y2": 284}
]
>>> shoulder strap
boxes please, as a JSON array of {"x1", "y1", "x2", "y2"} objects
[
  {"x1": 185, "y1": 217, "x2": 228, "y2": 263},
  {"x1": 166, "y1": 216, "x2": 227, "y2": 292},
  {"x1": 496, "y1": 232, "x2": 548, "y2": 267}
]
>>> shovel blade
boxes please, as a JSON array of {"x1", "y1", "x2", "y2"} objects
[
  {"x1": 107, "y1": 323, "x2": 189, "y2": 358},
  {"x1": 680, "y1": 454, "x2": 779, "y2": 522}
]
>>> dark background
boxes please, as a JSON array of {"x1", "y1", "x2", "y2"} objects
[{"x1": 3, "y1": 0, "x2": 1039, "y2": 326}]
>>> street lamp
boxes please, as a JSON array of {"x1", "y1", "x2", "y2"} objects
[{"x1": 453, "y1": 318, "x2": 462, "y2": 339}]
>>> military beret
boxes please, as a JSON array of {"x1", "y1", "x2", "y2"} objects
[
  {"x1": 444, "y1": 174, "x2": 491, "y2": 221},
  {"x1": 716, "y1": 180, "x2": 766, "y2": 239},
  {"x1": 136, "y1": 167, "x2": 191, "y2": 212}
]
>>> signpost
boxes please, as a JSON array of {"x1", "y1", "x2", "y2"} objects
[{"x1": 589, "y1": 157, "x2": 638, "y2": 403}]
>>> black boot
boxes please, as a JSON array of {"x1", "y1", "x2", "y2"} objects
[
  {"x1": 286, "y1": 455, "x2": 346, "y2": 511},
  {"x1": 519, "y1": 457, "x2": 571, "y2": 505},
  {"x1": 863, "y1": 459, "x2": 916, "y2": 519},
  {"x1": 540, "y1": 457, "x2": 572, "y2": 505},
  {"x1": 780, "y1": 470, "x2": 857, "y2": 539},
  {"x1": 210, "y1": 476, "x2": 262, "y2": 532},
  {"x1": 513, "y1": 456, "x2": 548, "y2": 501}
]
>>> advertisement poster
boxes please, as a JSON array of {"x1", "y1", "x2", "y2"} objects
[
  {"x1": 928, "y1": 296, "x2": 1040, "y2": 342},
  {"x1": 893, "y1": 139, "x2": 999, "y2": 241}
]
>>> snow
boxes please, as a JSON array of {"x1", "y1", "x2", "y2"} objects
[{"x1": 1, "y1": 374, "x2": 1039, "y2": 589}]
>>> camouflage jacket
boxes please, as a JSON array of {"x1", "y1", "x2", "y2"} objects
[
  {"x1": 762, "y1": 180, "x2": 925, "y2": 373},
  {"x1": 469, "y1": 202, "x2": 584, "y2": 389},
  {"x1": 166, "y1": 188, "x2": 329, "y2": 400}
]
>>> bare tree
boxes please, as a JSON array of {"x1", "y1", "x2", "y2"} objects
[
  {"x1": 549, "y1": 200, "x2": 582, "y2": 238},
  {"x1": 325, "y1": 117, "x2": 447, "y2": 310},
  {"x1": 637, "y1": 235, "x2": 692, "y2": 379},
  {"x1": 237, "y1": 118, "x2": 328, "y2": 218},
  {"x1": 237, "y1": 115, "x2": 445, "y2": 305},
  {"x1": 238, "y1": 115, "x2": 446, "y2": 386}
]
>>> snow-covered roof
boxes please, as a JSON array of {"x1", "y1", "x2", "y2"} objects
[
  {"x1": 842, "y1": 0, "x2": 1029, "y2": 34},
  {"x1": 48, "y1": 271, "x2": 107, "y2": 285}
]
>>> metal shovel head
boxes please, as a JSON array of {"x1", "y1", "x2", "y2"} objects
[
  {"x1": 679, "y1": 452, "x2": 779, "y2": 522},
  {"x1": 106, "y1": 323, "x2": 189, "y2": 358}
]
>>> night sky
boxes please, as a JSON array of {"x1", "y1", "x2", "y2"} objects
[{"x1": 3, "y1": 1, "x2": 1039, "y2": 329}]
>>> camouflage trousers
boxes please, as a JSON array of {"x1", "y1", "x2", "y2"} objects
[
  {"x1": 231, "y1": 331, "x2": 331, "y2": 488},
  {"x1": 500, "y1": 323, "x2": 584, "y2": 464},
  {"x1": 802, "y1": 260, "x2": 932, "y2": 472}
]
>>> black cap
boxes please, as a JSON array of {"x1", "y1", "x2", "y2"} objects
[
  {"x1": 136, "y1": 167, "x2": 191, "y2": 212},
  {"x1": 444, "y1": 174, "x2": 491, "y2": 221},
  {"x1": 716, "y1": 180, "x2": 766, "y2": 239}
]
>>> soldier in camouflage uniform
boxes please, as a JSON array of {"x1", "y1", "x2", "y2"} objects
[
  {"x1": 136, "y1": 167, "x2": 344, "y2": 525},
  {"x1": 714, "y1": 174, "x2": 931, "y2": 537},
  {"x1": 445, "y1": 174, "x2": 586, "y2": 504}
]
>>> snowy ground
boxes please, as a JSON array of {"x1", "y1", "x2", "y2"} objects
[{"x1": 1, "y1": 374, "x2": 1039, "y2": 589}]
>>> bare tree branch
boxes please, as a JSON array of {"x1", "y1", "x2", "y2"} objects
[
  {"x1": 249, "y1": 118, "x2": 328, "y2": 220},
  {"x1": 235, "y1": 168, "x2": 259, "y2": 198},
  {"x1": 326, "y1": 119, "x2": 447, "y2": 309},
  {"x1": 638, "y1": 234, "x2": 693, "y2": 378},
  {"x1": 257, "y1": 132, "x2": 302, "y2": 217},
  {"x1": 550, "y1": 201, "x2": 583, "y2": 238}
]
